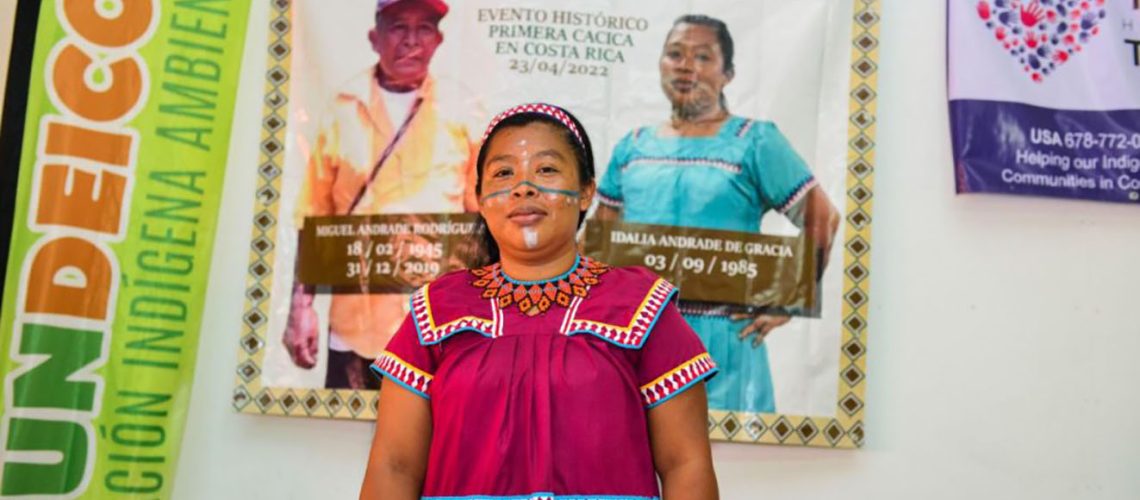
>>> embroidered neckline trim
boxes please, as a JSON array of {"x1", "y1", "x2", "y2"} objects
[
  {"x1": 500, "y1": 253, "x2": 581, "y2": 286},
  {"x1": 469, "y1": 255, "x2": 609, "y2": 315}
]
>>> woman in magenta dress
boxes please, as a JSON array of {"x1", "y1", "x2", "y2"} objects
[{"x1": 360, "y1": 103, "x2": 719, "y2": 500}]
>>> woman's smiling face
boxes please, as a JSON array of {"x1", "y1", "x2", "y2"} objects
[
  {"x1": 659, "y1": 22, "x2": 732, "y2": 114},
  {"x1": 478, "y1": 121, "x2": 594, "y2": 257}
]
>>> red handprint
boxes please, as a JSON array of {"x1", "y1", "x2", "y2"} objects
[
  {"x1": 1023, "y1": 32, "x2": 1046, "y2": 49},
  {"x1": 1019, "y1": 1, "x2": 1045, "y2": 28}
]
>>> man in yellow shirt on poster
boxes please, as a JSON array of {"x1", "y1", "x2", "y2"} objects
[{"x1": 283, "y1": 0, "x2": 479, "y2": 389}]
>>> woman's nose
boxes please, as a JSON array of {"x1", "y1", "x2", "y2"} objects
[{"x1": 511, "y1": 181, "x2": 538, "y2": 198}]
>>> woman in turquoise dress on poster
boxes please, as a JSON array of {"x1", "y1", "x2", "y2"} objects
[{"x1": 596, "y1": 15, "x2": 839, "y2": 413}]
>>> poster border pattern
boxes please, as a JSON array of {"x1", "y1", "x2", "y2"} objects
[{"x1": 232, "y1": 0, "x2": 878, "y2": 449}]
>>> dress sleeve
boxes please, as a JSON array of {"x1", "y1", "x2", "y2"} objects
[
  {"x1": 596, "y1": 130, "x2": 633, "y2": 210},
  {"x1": 636, "y1": 301, "x2": 718, "y2": 409},
  {"x1": 370, "y1": 313, "x2": 436, "y2": 400},
  {"x1": 749, "y1": 122, "x2": 817, "y2": 222}
]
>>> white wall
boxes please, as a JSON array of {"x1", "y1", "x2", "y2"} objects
[
  {"x1": 172, "y1": 1, "x2": 1140, "y2": 498},
  {"x1": 0, "y1": 0, "x2": 17, "y2": 132}
]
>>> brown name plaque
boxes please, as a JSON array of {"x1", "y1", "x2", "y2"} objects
[
  {"x1": 583, "y1": 220, "x2": 817, "y2": 310},
  {"x1": 298, "y1": 213, "x2": 480, "y2": 291}
]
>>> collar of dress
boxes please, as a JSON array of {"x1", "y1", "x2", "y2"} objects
[{"x1": 469, "y1": 254, "x2": 610, "y2": 316}]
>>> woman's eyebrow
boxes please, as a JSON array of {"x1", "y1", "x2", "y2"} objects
[
  {"x1": 667, "y1": 41, "x2": 715, "y2": 51},
  {"x1": 534, "y1": 149, "x2": 566, "y2": 161},
  {"x1": 485, "y1": 153, "x2": 516, "y2": 165}
]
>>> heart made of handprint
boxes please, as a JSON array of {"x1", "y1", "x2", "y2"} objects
[{"x1": 975, "y1": 0, "x2": 1107, "y2": 82}]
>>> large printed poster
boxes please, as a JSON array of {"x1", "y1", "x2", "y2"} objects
[
  {"x1": 950, "y1": 0, "x2": 1140, "y2": 203},
  {"x1": 0, "y1": 0, "x2": 248, "y2": 497},
  {"x1": 234, "y1": 0, "x2": 878, "y2": 448}
]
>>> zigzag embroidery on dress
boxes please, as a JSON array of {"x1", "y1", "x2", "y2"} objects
[
  {"x1": 564, "y1": 278, "x2": 675, "y2": 348},
  {"x1": 775, "y1": 176, "x2": 818, "y2": 214},
  {"x1": 596, "y1": 191, "x2": 623, "y2": 208},
  {"x1": 639, "y1": 353, "x2": 717, "y2": 408},
  {"x1": 412, "y1": 285, "x2": 496, "y2": 344},
  {"x1": 621, "y1": 156, "x2": 743, "y2": 175},
  {"x1": 371, "y1": 351, "x2": 433, "y2": 397},
  {"x1": 735, "y1": 118, "x2": 755, "y2": 137}
]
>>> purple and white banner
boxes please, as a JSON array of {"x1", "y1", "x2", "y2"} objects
[{"x1": 949, "y1": 0, "x2": 1140, "y2": 204}]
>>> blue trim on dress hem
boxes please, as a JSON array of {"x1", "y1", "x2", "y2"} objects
[
  {"x1": 423, "y1": 494, "x2": 658, "y2": 500},
  {"x1": 370, "y1": 364, "x2": 430, "y2": 400},
  {"x1": 645, "y1": 367, "x2": 718, "y2": 410}
]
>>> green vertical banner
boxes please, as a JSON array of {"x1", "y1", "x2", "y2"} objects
[{"x1": 0, "y1": 0, "x2": 248, "y2": 497}]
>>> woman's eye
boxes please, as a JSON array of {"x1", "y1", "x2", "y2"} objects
[
  {"x1": 538, "y1": 165, "x2": 559, "y2": 174},
  {"x1": 696, "y1": 54, "x2": 711, "y2": 62},
  {"x1": 492, "y1": 168, "x2": 512, "y2": 178},
  {"x1": 667, "y1": 51, "x2": 681, "y2": 59}
]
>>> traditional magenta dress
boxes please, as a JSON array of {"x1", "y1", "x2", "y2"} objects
[{"x1": 371, "y1": 255, "x2": 717, "y2": 500}]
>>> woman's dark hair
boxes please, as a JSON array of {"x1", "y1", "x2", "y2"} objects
[
  {"x1": 471, "y1": 106, "x2": 595, "y2": 266},
  {"x1": 669, "y1": 14, "x2": 735, "y2": 110}
]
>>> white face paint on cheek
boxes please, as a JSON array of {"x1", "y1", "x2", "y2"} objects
[
  {"x1": 482, "y1": 194, "x2": 508, "y2": 207},
  {"x1": 539, "y1": 191, "x2": 579, "y2": 206},
  {"x1": 523, "y1": 227, "x2": 539, "y2": 249}
]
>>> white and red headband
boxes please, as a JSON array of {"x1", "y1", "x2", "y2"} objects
[{"x1": 481, "y1": 103, "x2": 584, "y2": 148}]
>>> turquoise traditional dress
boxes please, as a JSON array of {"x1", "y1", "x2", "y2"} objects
[{"x1": 597, "y1": 116, "x2": 816, "y2": 413}]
